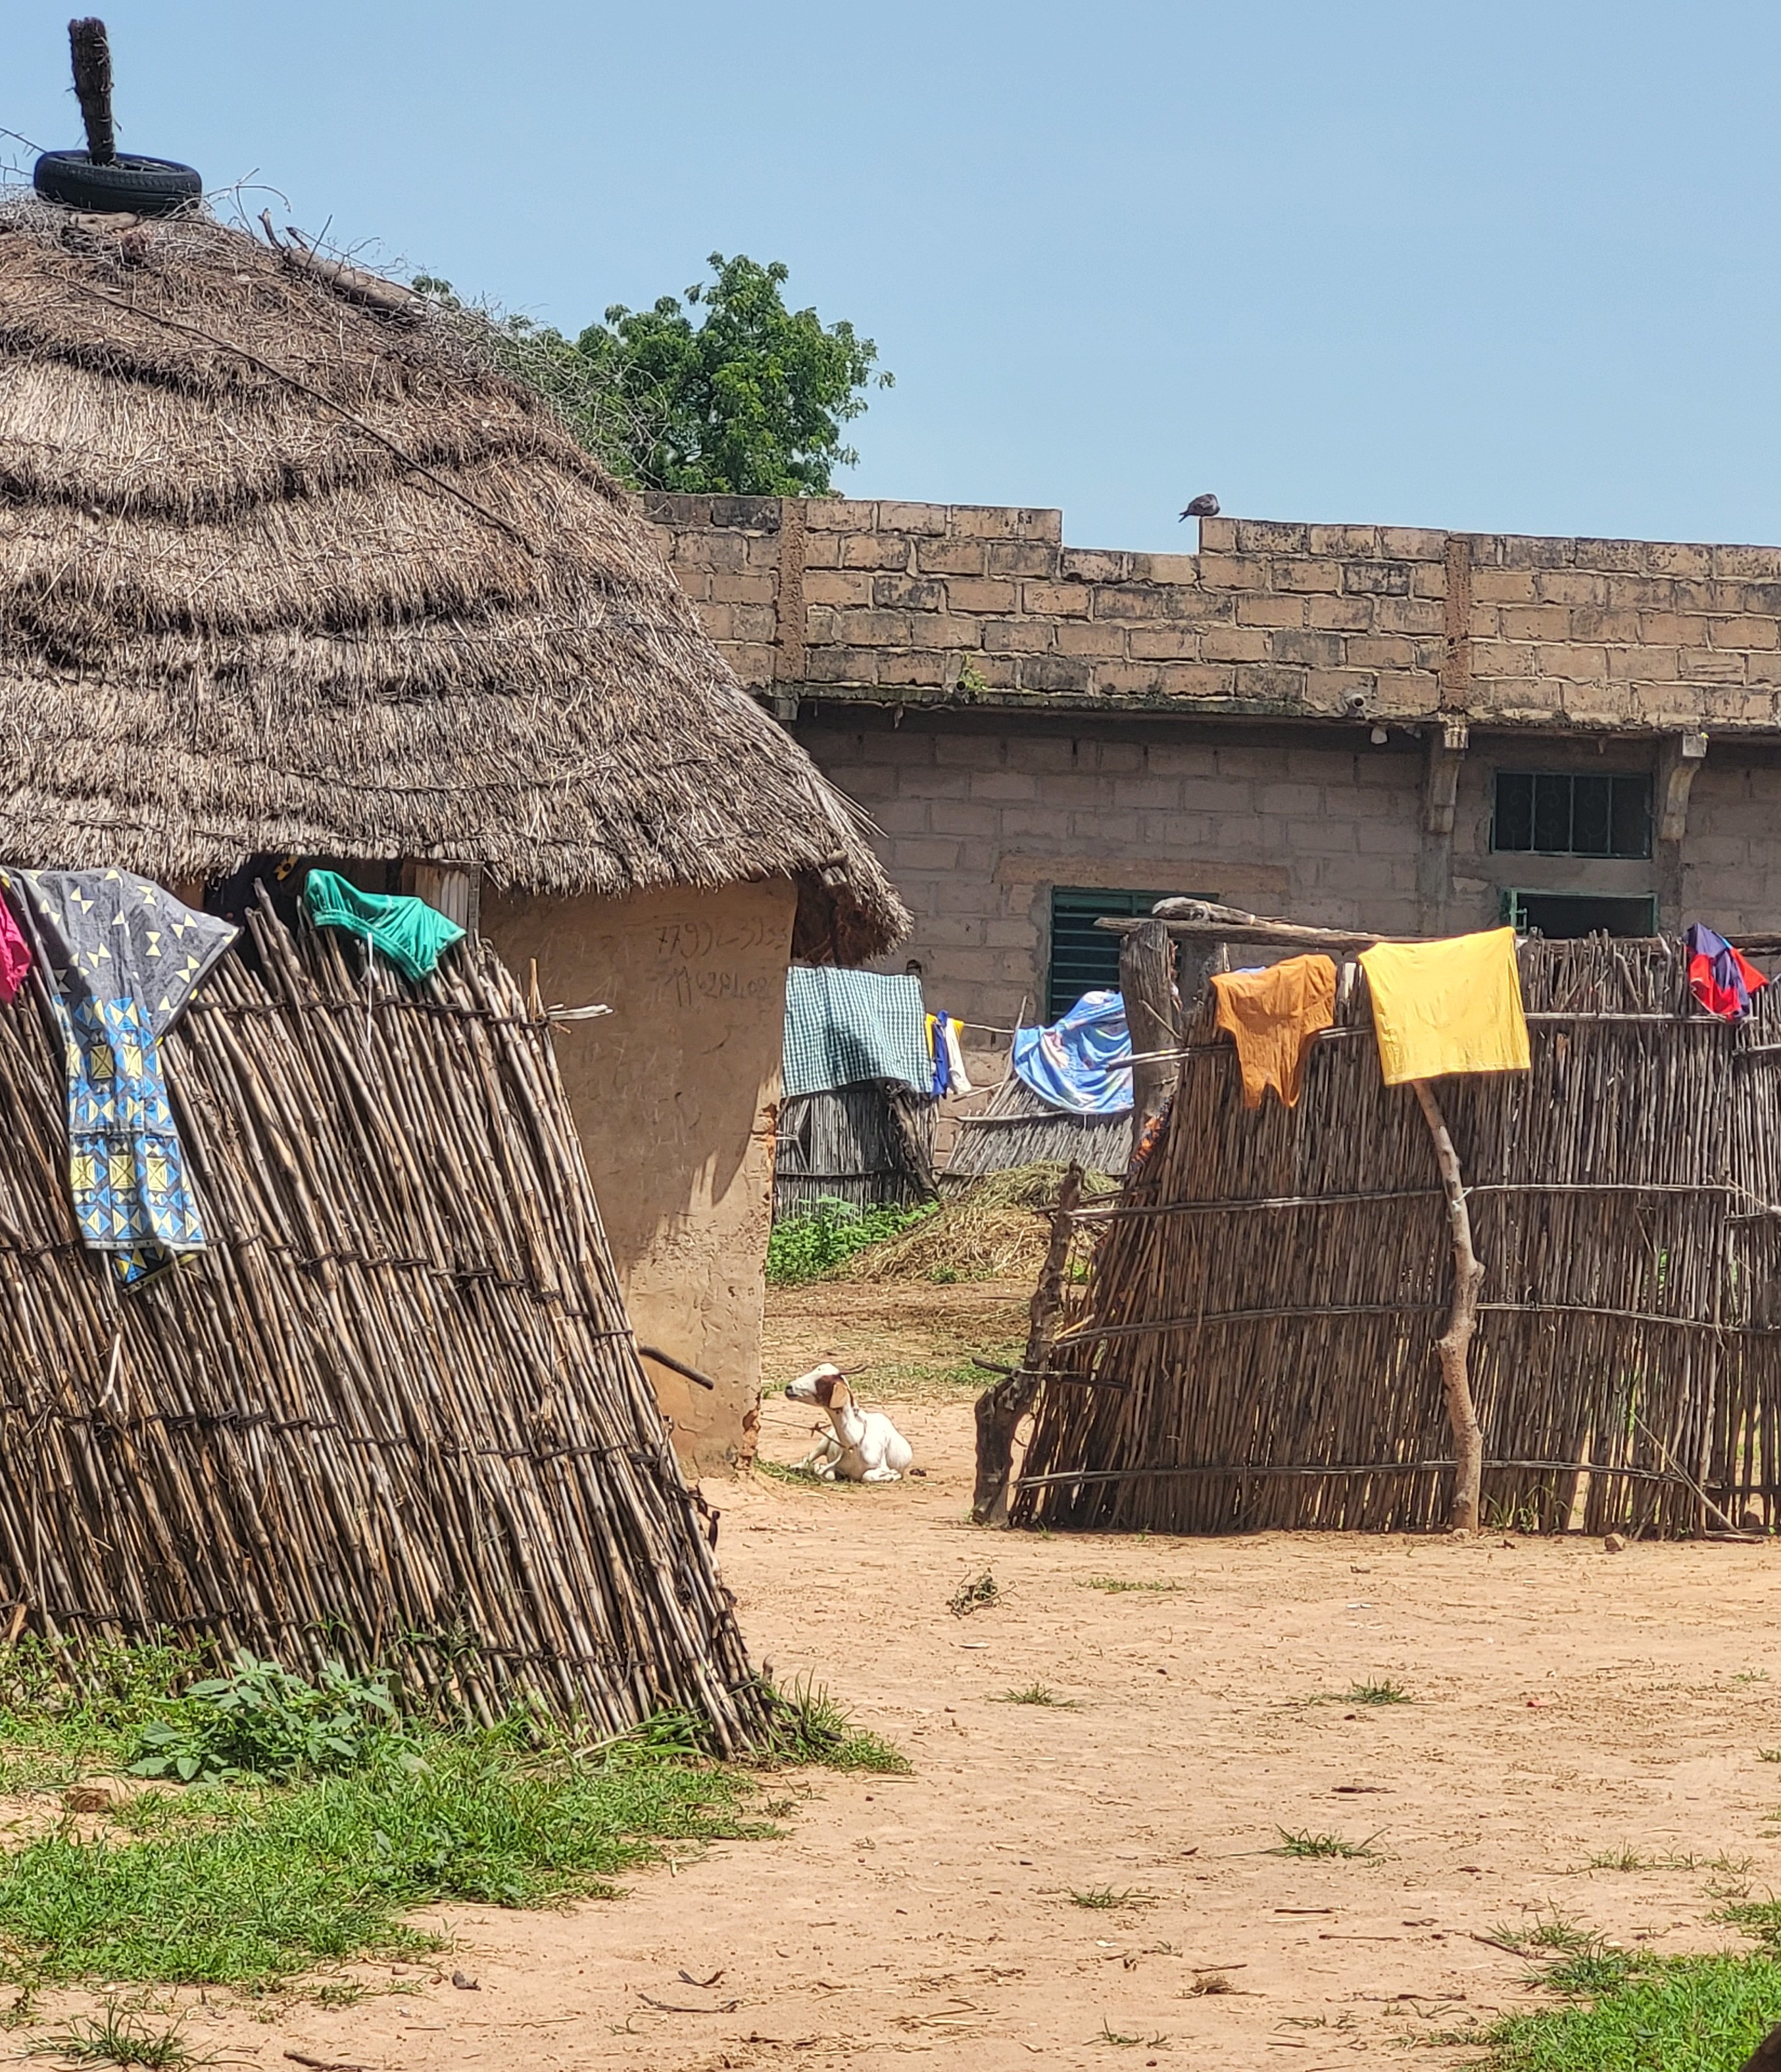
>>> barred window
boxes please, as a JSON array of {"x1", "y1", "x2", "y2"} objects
[{"x1": 1492, "y1": 771, "x2": 1651, "y2": 859}]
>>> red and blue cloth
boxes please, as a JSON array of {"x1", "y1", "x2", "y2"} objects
[{"x1": 1685, "y1": 923, "x2": 1769, "y2": 1023}]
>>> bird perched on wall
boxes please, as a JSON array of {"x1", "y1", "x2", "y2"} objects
[{"x1": 1179, "y1": 493, "x2": 1220, "y2": 520}]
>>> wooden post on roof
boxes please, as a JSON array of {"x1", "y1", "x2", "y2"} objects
[
  {"x1": 69, "y1": 20, "x2": 117, "y2": 165},
  {"x1": 972, "y1": 1163, "x2": 1083, "y2": 1527},
  {"x1": 1120, "y1": 917, "x2": 1177, "y2": 1151},
  {"x1": 1412, "y1": 1080, "x2": 1484, "y2": 1533}
]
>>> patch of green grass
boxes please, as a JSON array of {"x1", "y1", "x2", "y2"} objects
[
  {"x1": 0, "y1": 1729, "x2": 754, "y2": 1987},
  {"x1": 1736, "y1": 1670, "x2": 1773, "y2": 1684},
  {"x1": 758, "y1": 1678, "x2": 910, "y2": 1775},
  {"x1": 1077, "y1": 1576, "x2": 1181, "y2": 1595},
  {"x1": 1069, "y1": 1885, "x2": 1154, "y2": 1910},
  {"x1": 765, "y1": 1199, "x2": 936, "y2": 1286},
  {"x1": 0, "y1": 1646, "x2": 900, "y2": 1991},
  {"x1": 1271, "y1": 1828, "x2": 1383, "y2": 1860},
  {"x1": 1342, "y1": 1680, "x2": 1411, "y2": 1706},
  {"x1": 26, "y1": 2006, "x2": 203, "y2": 2067},
  {"x1": 996, "y1": 1684, "x2": 1078, "y2": 1708},
  {"x1": 1485, "y1": 1952, "x2": 1781, "y2": 2070}
]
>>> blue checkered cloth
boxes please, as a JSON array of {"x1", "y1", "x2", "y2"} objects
[{"x1": 783, "y1": 967, "x2": 930, "y2": 1098}]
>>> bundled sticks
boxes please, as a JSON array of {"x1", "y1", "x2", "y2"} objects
[
  {"x1": 0, "y1": 901, "x2": 765, "y2": 1746},
  {"x1": 1014, "y1": 935, "x2": 1781, "y2": 1541}
]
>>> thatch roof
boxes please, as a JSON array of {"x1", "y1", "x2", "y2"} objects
[{"x1": 0, "y1": 198, "x2": 905, "y2": 963}]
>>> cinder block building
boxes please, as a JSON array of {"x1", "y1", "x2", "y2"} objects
[{"x1": 646, "y1": 495, "x2": 1781, "y2": 1048}]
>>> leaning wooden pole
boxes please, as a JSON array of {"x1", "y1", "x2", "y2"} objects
[
  {"x1": 1119, "y1": 917, "x2": 1178, "y2": 1159},
  {"x1": 973, "y1": 1163, "x2": 1083, "y2": 1526},
  {"x1": 1412, "y1": 1080, "x2": 1484, "y2": 1534}
]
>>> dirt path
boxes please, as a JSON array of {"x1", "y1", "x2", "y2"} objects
[{"x1": 162, "y1": 1322, "x2": 1781, "y2": 2072}]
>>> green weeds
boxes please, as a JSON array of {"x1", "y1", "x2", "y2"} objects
[
  {"x1": 758, "y1": 1677, "x2": 910, "y2": 1774},
  {"x1": 996, "y1": 1684, "x2": 1078, "y2": 1708},
  {"x1": 1271, "y1": 1828, "x2": 1382, "y2": 1860},
  {"x1": 1070, "y1": 1886, "x2": 1154, "y2": 1910},
  {"x1": 1487, "y1": 1952, "x2": 1781, "y2": 2069},
  {"x1": 1342, "y1": 1680, "x2": 1411, "y2": 1706},
  {"x1": 26, "y1": 2007, "x2": 201, "y2": 2067},
  {"x1": 0, "y1": 1643, "x2": 899, "y2": 1993},
  {"x1": 765, "y1": 1199, "x2": 935, "y2": 1285}
]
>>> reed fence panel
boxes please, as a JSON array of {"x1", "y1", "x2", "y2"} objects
[
  {"x1": 0, "y1": 903, "x2": 763, "y2": 1744},
  {"x1": 1014, "y1": 938, "x2": 1781, "y2": 1539}
]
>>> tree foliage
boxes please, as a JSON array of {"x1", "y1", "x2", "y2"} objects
[{"x1": 417, "y1": 253, "x2": 890, "y2": 496}]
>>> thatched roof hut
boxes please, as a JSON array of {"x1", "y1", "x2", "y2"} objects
[
  {"x1": 0, "y1": 198, "x2": 900, "y2": 961},
  {"x1": 0, "y1": 197, "x2": 907, "y2": 1464}
]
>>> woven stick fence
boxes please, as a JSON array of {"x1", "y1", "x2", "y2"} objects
[
  {"x1": 0, "y1": 901, "x2": 765, "y2": 1747},
  {"x1": 1013, "y1": 935, "x2": 1781, "y2": 1539},
  {"x1": 773, "y1": 1082, "x2": 937, "y2": 1221},
  {"x1": 945, "y1": 1071, "x2": 1132, "y2": 1186}
]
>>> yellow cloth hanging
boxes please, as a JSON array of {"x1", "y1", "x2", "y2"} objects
[
  {"x1": 1358, "y1": 927, "x2": 1530, "y2": 1085},
  {"x1": 1210, "y1": 954, "x2": 1338, "y2": 1109}
]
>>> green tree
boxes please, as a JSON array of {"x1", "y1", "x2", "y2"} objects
[{"x1": 417, "y1": 254, "x2": 890, "y2": 496}]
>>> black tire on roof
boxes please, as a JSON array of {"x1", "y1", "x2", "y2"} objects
[{"x1": 34, "y1": 149, "x2": 203, "y2": 216}]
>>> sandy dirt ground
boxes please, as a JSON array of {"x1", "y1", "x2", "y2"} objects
[{"x1": 47, "y1": 1284, "x2": 1781, "y2": 2071}]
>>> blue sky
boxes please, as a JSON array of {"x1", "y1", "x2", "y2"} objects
[{"x1": 6, "y1": 1, "x2": 1779, "y2": 552}]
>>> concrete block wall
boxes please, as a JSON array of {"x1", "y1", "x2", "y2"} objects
[
  {"x1": 644, "y1": 496, "x2": 1781, "y2": 733},
  {"x1": 798, "y1": 713, "x2": 1427, "y2": 1034}
]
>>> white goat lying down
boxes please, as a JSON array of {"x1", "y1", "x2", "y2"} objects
[{"x1": 784, "y1": 1363, "x2": 914, "y2": 1483}]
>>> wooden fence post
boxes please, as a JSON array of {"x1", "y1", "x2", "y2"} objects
[
  {"x1": 972, "y1": 1163, "x2": 1083, "y2": 1526},
  {"x1": 1412, "y1": 1081, "x2": 1484, "y2": 1533},
  {"x1": 1120, "y1": 917, "x2": 1178, "y2": 1150}
]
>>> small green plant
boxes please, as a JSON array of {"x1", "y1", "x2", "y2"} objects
[
  {"x1": 26, "y1": 2007, "x2": 199, "y2": 2067},
  {"x1": 754, "y1": 1457, "x2": 858, "y2": 1491},
  {"x1": 948, "y1": 1572, "x2": 999, "y2": 1617},
  {"x1": 758, "y1": 1677, "x2": 909, "y2": 1773},
  {"x1": 765, "y1": 1199, "x2": 934, "y2": 1285},
  {"x1": 997, "y1": 1684, "x2": 1077, "y2": 1708},
  {"x1": 1759, "y1": 1748, "x2": 1781, "y2": 1762},
  {"x1": 1070, "y1": 1885, "x2": 1154, "y2": 1910},
  {"x1": 955, "y1": 657, "x2": 991, "y2": 697},
  {"x1": 1271, "y1": 1829, "x2": 1382, "y2": 1860},
  {"x1": 1343, "y1": 1680, "x2": 1411, "y2": 1706},
  {"x1": 129, "y1": 1652, "x2": 403, "y2": 1784},
  {"x1": 1736, "y1": 1670, "x2": 1773, "y2": 1684},
  {"x1": 1486, "y1": 1910, "x2": 1599, "y2": 1958},
  {"x1": 1078, "y1": 1576, "x2": 1181, "y2": 1595}
]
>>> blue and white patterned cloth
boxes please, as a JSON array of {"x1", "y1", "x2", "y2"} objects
[
  {"x1": 1012, "y1": 989, "x2": 1133, "y2": 1115},
  {"x1": 2, "y1": 869, "x2": 237, "y2": 1286},
  {"x1": 783, "y1": 966, "x2": 931, "y2": 1099}
]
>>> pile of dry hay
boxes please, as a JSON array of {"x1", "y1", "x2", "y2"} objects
[{"x1": 843, "y1": 1163, "x2": 1117, "y2": 1284}]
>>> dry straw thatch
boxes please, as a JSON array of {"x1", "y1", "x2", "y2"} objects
[
  {"x1": 1015, "y1": 936, "x2": 1781, "y2": 1540},
  {"x1": 845, "y1": 1163, "x2": 1116, "y2": 1284},
  {"x1": 0, "y1": 197, "x2": 903, "y2": 964},
  {"x1": 0, "y1": 897, "x2": 763, "y2": 1743}
]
